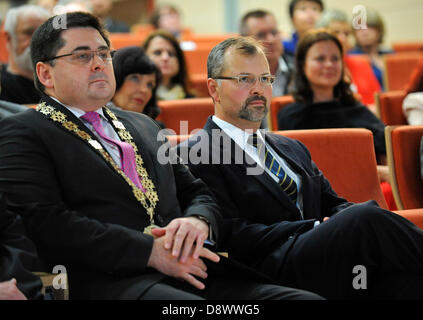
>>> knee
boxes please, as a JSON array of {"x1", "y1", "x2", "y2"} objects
[{"x1": 334, "y1": 201, "x2": 389, "y2": 227}]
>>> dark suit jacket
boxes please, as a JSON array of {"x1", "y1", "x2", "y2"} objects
[
  {"x1": 0, "y1": 95, "x2": 221, "y2": 299},
  {"x1": 0, "y1": 193, "x2": 43, "y2": 299},
  {"x1": 177, "y1": 117, "x2": 353, "y2": 266}
]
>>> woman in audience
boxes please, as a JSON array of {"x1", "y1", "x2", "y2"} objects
[
  {"x1": 349, "y1": 7, "x2": 393, "y2": 91},
  {"x1": 143, "y1": 30, "x2": 194, "y2": 101},
  {"x1": 109, "y1": 46, "x2": 163, "y2": 124},
  {"x1": 278, "y1": 29, "x2": 396, "y2": 209},
  {"x1": 317, "y1": 8, "x2": 381, "y2": 107}
]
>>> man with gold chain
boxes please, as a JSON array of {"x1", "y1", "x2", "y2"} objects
[{"x1": 0, "y1": 12, "x2": 321, "y2": 300}]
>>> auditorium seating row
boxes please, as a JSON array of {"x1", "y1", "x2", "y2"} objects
[
  {"x1": 166, "y1": 128, "x2": 423, "y2": 228},
  {"x1": 157, "y1": 96, "x2": 423, "y2": 212}
]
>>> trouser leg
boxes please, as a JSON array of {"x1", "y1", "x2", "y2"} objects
[{"x1": 260, "y1": 201, "x2": 423, "y2": 299}]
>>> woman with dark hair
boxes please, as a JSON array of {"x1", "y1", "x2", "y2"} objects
[
  {"x1": 110, "y1": 46, "x2": 162, "y2": 121},
  {"x1": 143, "y1": 30, "x2": 194, "y2": 100},
  {"x1": 278, "y1": 29, "x2": 396, "y2": 209}
]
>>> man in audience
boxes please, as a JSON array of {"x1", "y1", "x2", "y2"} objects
[
  {"x1": 0, "y1": 12, "x2": 321, "y2": 300},
  {"x1": 0, "y1": 193, "x2": 43, "y2": 300},
  {"x1": 283, "y1": 0, "x2": 324, "y2": 56},
  {"x1": 90, "y1": 0, "x2": 130, "y2": 33},
  {"x1": 177, "y1": 36, "x2": 423, "y2": 299},
  {"x1": 1, "y1": 4, "x2": 50, "y2": 104},
  {"x1": 240, "y1": 10, "x2": 294, "y2": 97}
]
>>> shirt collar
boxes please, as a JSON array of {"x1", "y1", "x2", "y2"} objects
[
  {"x1": 49, "y1": 96, "x2": 105, "y2": 119},
  {"x1": 212, "y1": 115, "x2": 265, "y2": 150}
]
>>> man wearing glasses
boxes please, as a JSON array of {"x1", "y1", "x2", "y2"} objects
[
  {"x1": 240, "y1": 10, "x2": 294, "y2": 98},
  {"x1": 177, "y1": 36, "x2": 423, "y2": 299},
  {"x1": 0, "y1": 12, "x2": 321, "y2": 300}
]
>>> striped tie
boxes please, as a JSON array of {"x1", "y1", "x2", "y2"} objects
[{"x1": 249, "y1": 133, "x2": 298, "y2": 203}]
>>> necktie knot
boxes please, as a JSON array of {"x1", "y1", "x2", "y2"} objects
[
  {"x1": 248, "y1": 133, "x2": 261, "y2": 148},
  {"x1": 81, "y1": 111, "x2": 101, "y2": 125}
]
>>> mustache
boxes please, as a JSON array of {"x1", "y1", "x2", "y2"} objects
[{"x1": 245, "y1": 96, "x2": 267, "y2": 107}]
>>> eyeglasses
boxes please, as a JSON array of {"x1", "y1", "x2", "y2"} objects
[
  {"x1": 214, "y1": 74, "x2": 275, "y2": 87},
  {"x1": 41, "y1": 49, "x2": 115, "y2": 65}
]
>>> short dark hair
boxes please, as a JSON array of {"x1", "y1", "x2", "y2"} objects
[
  {"x1": 150, "y1": 4, "x2": 180, "y2": 29},
  {"x1": 292, "y1": 28, "x2": 356, "y2": 106},
  {"x1": 113, "y1": 46, "x2": 162, "y2": 119},
  {"x1": 239, "y1": 9, "x2": 272, "y2": 36},
  {"x1": 207, "y1": 37, "x2": 264, "y2": 79},
  {"x1": 288, "y1": 0, "x2": 324, "y2": 19},
  {"x1": 30, "y1": 11, "x2": 110, "y2": 93},
  {"x1": 142, "y1": 29, "x2": 191, "y2": 96}
]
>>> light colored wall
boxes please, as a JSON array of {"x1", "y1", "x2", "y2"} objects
[{"x1": 157, "y1": 0, "x2": 423, "y2": 47}]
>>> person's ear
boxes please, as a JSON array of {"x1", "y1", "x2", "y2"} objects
[
  {"x1": 207, "y1": 78, "x2": 220, "y2": 103},
  {"x1": 36, "y1": 61, "x2": 54, "y2": 89}
]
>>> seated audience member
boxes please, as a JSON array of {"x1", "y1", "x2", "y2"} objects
[
  {"x1": 283, "y1": 0, "x2": 324, "y2": 57},
  {"x1": 0, "y1": 12, "x2": 321, "y2": 300},
  {"x1": 403, "y1": 58, "x2": 423, "y2": 125},
  {"x1": 1, "y1": 5, "x2": 50, "y2": 104},
  {"x1": 403, "y1": 91, "x2": 423, "y2": 125},
  {"x1": 0, "y1": 193, "x2": 43, "y2": 300},
  {"x1": 178, "y1": 36, "x2": 423, "y2": 300},
  {"x1": 110, "y1": 46, "x2": 164, "y2": 127},
  {"x1": 277, "y1": 29, "x2": 395, "y2": 209},
  {"x1": 143, "y1": 30, "x2": 194, "y2": 100},
  {"x1": 316, "y1": 8, "x2": 381, "y2": 106},
  {"x1": 90, "y1": 0, "x2": 130, "y2": 33},
  {"x1": 150, "y1": 4, "x2": 184, "y2": 39},
  {"x1": 349, "y1": 7, "x2": 393, "y2": 91},
  {"x1": 240, "y1": 10, "x2": 294, "y2": 97}
]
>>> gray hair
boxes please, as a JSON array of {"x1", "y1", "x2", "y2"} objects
[
  {"x1": 316, "y1": 9, "x2": 348, "y2": 28},
  {"x1": 207, "y1": 37, "x2": 264, "y2": 79},
  {"x1": 4, "y1": 4, "x2": 50, "y2": 41}
]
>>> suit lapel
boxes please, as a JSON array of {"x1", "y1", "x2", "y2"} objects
[{"x1": 203, "y1": 118, "x2": 300, "y2": 214}]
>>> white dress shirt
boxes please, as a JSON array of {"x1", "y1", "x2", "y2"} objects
[{"x1": 212, "y1": 116, "x2": 304, "y2": 216}]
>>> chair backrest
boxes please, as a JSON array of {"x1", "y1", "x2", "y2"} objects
[
  {"x1": 384, "y1": 52, "x2": 423, "y2": 91},
  {"x1": 275, "y1": 128, "x2": 388, "y2": 209},
  {"x1": 183, "y1": 47, "x2": 210, "y2": 75},
  {"x1": 189, "y1": 73, "x2": 209, "y2": 97},
  {"x1": 156, "y1": 97, "x2": 214, "y2": 134},
  {"x1": 385, "y1": 125, "x2": 423, "y2": 210},
  {"x1": 375, "y1": 90, "x2": 408, "y2": 125},
  {"x1": 344, "y1": 55, "x2": 381, "y2": 105},
  {"x1": 109, "y1": 33, "x2": 145, "y2": 50},
  {"x1": 0, "y1": 22, "x2": 8, "y2": 64},
  {"x1": 392, "y1": 42, "x2": 423, "y2": 53},
  {"x1": 269, "y1": 95, "x2": 295, "y2": 131}
]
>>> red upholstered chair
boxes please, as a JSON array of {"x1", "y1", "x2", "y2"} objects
[
  {"x1": 275, "y1": 128, "x2": 423, "y2": 228},
  {"x1": 384, "y1": 52, "x2": 423, "y2": 91},
  {"x1": 189, "y1": 73, "x2": 209, "y2": 98},
  {"x1": 269, "y1": 95, "x2": 295, "y2": 131},
  {"x1": 385, "y1": 125, "x2": 423, "y2": 210},
  {"x1": 375, "y1": 90, "x2": 408, "y2": 125},
  {"x1": 109, "y1": 33, "x2": 145, "y2": 50},
  {"x1": 156, "y1": 97, "x2": 214, "y2": 134},
  {"x1": 393, "y1": 42, "x2": 423, "y2": 53}
]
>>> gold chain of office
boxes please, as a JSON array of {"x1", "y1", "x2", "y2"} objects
[{"x1": 36, "y1": 102, "x2": 159, "y2": 225}]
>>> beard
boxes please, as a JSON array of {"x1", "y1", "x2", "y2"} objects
[
  {"x1": 238, "y1": 95, "x2": 269, "y2": 122},
  {"x1": 13, "y1": 45, "x2": 33, "y2": 75}
]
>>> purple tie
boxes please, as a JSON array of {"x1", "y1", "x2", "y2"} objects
[{"x1": 81, "y1": 112, "x2": 145, "y2": 192}]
